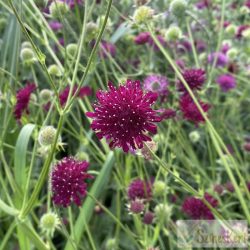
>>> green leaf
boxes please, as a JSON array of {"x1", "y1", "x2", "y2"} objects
[
  {"x1": 65, "y1": 151, "x2": 115, "y2": 250},
  {"x1": 14, "y1": 123, "x2": 35, "y2": 191}
]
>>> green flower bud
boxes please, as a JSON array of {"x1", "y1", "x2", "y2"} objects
[
  {"x1": 39, "y1": 89, "x2": 53, "y2": 102},
  {"x1": 153, "y1": 181, "x2": 167, "y2": 197},
  {"x1": 225, "y1": 24, "x2": 237, "y2": 36},
  {"x1": 240, "y1": 6, "x2": 250, "y2": 15},
  {"x1": 40, "y1": 212, "x2": 60, "y2": 236},
  {"x1": 86, "y1": 22, "x2": 99, "y2": 41},
  {"x1": 97, "y1": 16, "x2": 112, "y2": 29},
  {"x1": 49, "y1": 1, "x2": 69, "y2": 18},
  {"x1": 242, "y1": 28, "x2": 250, "y2": 39},
  {"x1": 48, "y1": 64, "x2": 63, "y2": 77},
  {"x1": 105, "y1": 238, "x2": 116, "y2": 250},
  {"x1": 76, "y1": 152, "x2": 89, "y2": 161},
  {"x1": 133, "y1": 6, "x2": 154, "y2": 24},
  {"x1": 30, "y1": 93, "x2": 37, "y2": 103},
  {"x1": 227, "y1": 48, "x2": 238, "y2": 60},
  {"x1": 170, "y1": 0, "x2": 187, "y2": 17},
  {"x1": 38, "y1": 126, "x2": 57, "y2": 146},
  {"x1": 66, "y1": 43, "x2": 78, "y2": 57},
  {"x1": 154, "y1": 203, "x2": 172, "y2": 223},
  {"x1": 20, "y1": 48, "x2": 36, "y2": 63},
  {"x1": 189, "y1": 130, "x2": 200, "y2": 143},
  {"x1": 165, "y1": 26, "x2": 182, "y2": 41}
]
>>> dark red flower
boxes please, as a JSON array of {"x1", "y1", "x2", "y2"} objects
[
  {"x1": 148, "y1": 35, "x2": 166, "y2": 51},
  {"x1": 134, "y1": 32, "x2": 151, "y2": 45},
  {"x1": 14, "y1": 83, "x2": 36, "y2": 120},
  {"x1": 224, "y1": 181, "x2": 235, "y2": 193},
  {"x1": 51, "y1": 157, "x2": 93, "y2": 207},
  {"x1": 159, "y1": 108, "x2": 176, "y2": 120},
  {"x1": 182, "y1": 193, "x2": 218, "y2": 220},
  {"x1": 236, "y1": 25, "x2": 250, "y2": 39},
  {"x1": 127, "y1": 178, "x2": 153, "y2": 201},
  {"x1": 86, "y1": 80, "x2": 161, "y2": 152},
  {"x1": 179, "y1": 94, "x2": 210, "y2": 124},
  {"x1": 178, "y1": 68, "x2": 206, "y2": 92},
  {"x1": 214, "y1": 184, "x2": 224, "y2": 195},
  {"x1": 59, "y1": 85, "x2": 92, "y2": 106},
  {"x1": 100, "y1": 40, "x2": 116, "y2": 58},
  {"x1": 143, "y1": 211, "x2": 154, "y2": 224}
]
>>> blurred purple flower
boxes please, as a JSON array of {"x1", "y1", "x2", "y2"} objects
[
  {"x1": 49, "y1": 21, "x2": 63, "y2": 31},
  {"x1": 216, "y1": 74, "x2": 236, "y2": 92},
  {"x1": 143, "y1": 75, "x2": 169, "y2": 97},
  {"x1": 208, "y1": 52, "x2": 228, "y2": 67}
]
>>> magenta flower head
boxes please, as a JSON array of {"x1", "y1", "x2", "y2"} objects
[
  {"x1": 134, "y1": 32, "x2": 151, "y2": 45},
  {"x1": 59, "y1": 85, "x2": 92, "y2": 106},
  {"x1": 216, "y1": 74, "x2": 236, "y2": 92},
  {"x1": 179, "y1": 94, "x2": 210, "y2": 124},
  {"x1": 143, "y1": 75, "x2": 169, "y2": 97},
  {"x1": 86, "y1": 80, "x2": 161, "y2": 152},
  {"x1": 236, "y1": 25, "x2": 250, "y2": 39},
  {"x1": 196, "y1": 0, "x2": 211, "y2": 9},
  {"x1": 14, "y1": 83, "x2": 36, "y2": 121},
  {"x1": 148, "y1": 35, "x2": 166, "y2": 51},
  {"x1": 59, "y1": 0, "x2": 82, "y2": 8},
  {"x1": 51, "y1": 157, "x2": 93, "y2": 207},
  {"x1": 127, "y1": 178, "x2": 153, "y2": 201},
  {"x1": 99, "y1": 40, "x2": 116, "y2": 59},
  {"x1": 208, "y1": 52, "x2": 228, "y2": 67},
  {"x1": 49, "y1": 21, "x2": 63, "y2": 31},
  {"x1": 178, "y1": 68, "x2": 206, "y2": 92},
  {"x1": 182, "y1": 193, "x2": 218, "y2": 220}
]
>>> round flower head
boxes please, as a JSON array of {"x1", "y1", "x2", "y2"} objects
[
  {"x1": 14, "y1": 83, "x2": 36, "y2": 121},
  {"x1": 153, "y1": 180, "x2": 166, "y2": 197},
  {"x1": 179, "y1": 94, "x2": 210, "y2": 125},
  {"x1": 99, "y1": 40, "x2": 116, "y2": 59},
  {"x1": 133, "y1": 6, "x2": 154, "y2": 24},
  {"x1": 20, "y1": 48, "x2": 36, "y2": 63},
  {"x1": 143, "y1": 211, "x2": 154, "y2": 225},
  {"x1": 51, "y1": 157, "x2": 93, "y2": 207},
  {"x1": 148, "y1": 35, "x2": 166, "y2": 51},
  {"x1": 86, "y1": 80, "x2": 161, "y2": 152},
  {"x1": 127, "y1": 198, "x2": 145, "y2": 214},
  {"x1": 208, "y1": 52, "x2": 228, "y2": 67},
  {"x1": 39, "y1": 89, "x2": 53, "y2": 103},
  {"x1": 38, "y1": 126, "x2": 57, "y2": 146},
  {"x1": 216, "y1": 74, "x2": 236, "y2": 92},
  {"x1": 170, "y1": 0, "x2": 187, "y2": 17},
  {"x1": 40, "y1": 211, "x2": 60, "y2": 236},
  {"x1": 165, "y1": 26, "x2": 182, "y2": 42},
  {"x1": 127, "y1": 178, "x2": 153, "y2": 201},
  {"x1": 189, "y1": 130, "x2": 201, "y2": 143},
  {"x1": 143, "y1": 75, "x2": 169, "y2": 97},
  {"x1": 49, "y1": 1, "x2": 69, "y2": 18},
  {"x1": 154, "y1": 203, "x2": 172, "y2": 223},
  {"x1": 182, "y1": 193, "x2": 218, "y2": 220},
  {"x1": 134, "y1": 32, "x2": 151, "y2": 45},
  {"x1": 49, "y1": 21, "x2": 63, "y2": 31},
  {"x1": 66, "y1": 43, "x2": 78, "y2": 57},
  {"x1": 178, "y1": 68, "x2": 206, "y2": 92}
]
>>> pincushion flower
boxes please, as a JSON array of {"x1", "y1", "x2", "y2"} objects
[
  {"x1": 99, "y1": 40, "x2": 116, "y2": 59},
  {"x1": 86, "y1": 80, "x2": 162, "y2": 152},
  {"x1": 14, "y1": 83, "x2": 36, "y2": 120},
  {"x1": 127, "y1": 178, "x2": 153, "y2": 201},
  {"x1": 143, "y1": 75, "x2": 169, "y2": 97},
  {"x1": 208, "y1": 52, "x2": 228, "y2": 67},
  {"x1": 134, "y1": 32, "x2": 151, "y2": 45},
  {"x1": 180, "y1": 94, "x2": 210, "y2": 124},
  {"x1": 51, "y1": 157, "x2": 93, "y2": 207},
  {"x1": 178, "y1": 68, "x2": 206, "y2": 92},
  {"x1": 182, "y1": 193, "x2": 218, "y2": 219},
  {"x1": 216, "y1": 74, "x2": 236, "y2": 92}
]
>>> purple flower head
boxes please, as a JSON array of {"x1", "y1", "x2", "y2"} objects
[
  {"x1": 224, "y1": 181, "x2": 235, "y2": 193},
  {"x1": 14, "y1": 83, "x2": 36, "y2": 121},
  {"x1": 243, "y1": 142, "x2": 250, "y2": 152},
  {"x1": 221, "y1": 43, "x2": 230, "y2": 54},
  {"x1": 134, "y1": 32, "x2": 151, "y2": 45},
  {"x1": 216, "y1": 74, "x2": 236, "y2": 92},
  {"x1": 195, "y1": 40, "x2": 207, "y2": 53},
  {"x1": 127, "y1": 178, "x2": 153, "y2": 201},
  {"x1": 51, "y1": 157, "x2": 93, "y2": 207},
  {"x1": 49, "y1": 21, "x2": 63, "y2": 31},
  {"x1": 159, "y1": 108, "x2": 176, "y2": 120},
  {"x1": 143, "y1": 211, "x2": 154, "y2": 224},
  {"x1": 245, "y1": 0, "x2": 250, "y2": 8},
  {"x1": 180, "y1": 94, "x2": 210, "y2": 125},
  {"x1": 196, "y1": 0, "x2": 211, "y2": 9},
  {"x1": 208, "y1": 52, "x2": 228, "y2": 67},
  {"x1": 143, "y1": 75, "x2": 169, "y2": 97},
  {"x1": 59, "y1": 0, "x2": 82, "y2": 8},
  {"x1": 236, "y1": 25, "x2": 250, "y2": 39},
  {"x1": 214, "y1": 184, "x2": 224, "y2": 195},
  {"x1": 128, "y1": 199, "x2": 145, "y2": 214},
  {"x1": 99, "y1": 40, "x2": 116, "y2": 59},
  {"x1": 59, "y1": 85, "x2": 92, "y2": 106},
  {"x1": 177, "y1": 40, "x2": 192, "y2": 53},
  {"x1": 178, "y1": 68, "x2": 206, "y2": 92},
  {"x1": 182, "y1": 193, "x2": 218, "y2": 220},
  {"x1": 86, "y1": 80, "x2": 162, "y2": 152}
]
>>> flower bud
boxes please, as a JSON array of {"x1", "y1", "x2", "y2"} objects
[
  {"x1": 86, "y1": 22, "x2": 98, "y2": 41},
  {"x1": 49, "y1": 1, "x2": 69, "y2": 18},
  {"x1": 40, "y1": 212, "x2": 60, "y2": 236},
  {"x1": 21, "y1": 41, "x2": 32, "y2": 49},
  {"x1": 39, "y1": 89, "x2": 53, "y2": 102},
  {"x1": 38, "y1": 126, "x2": 57, "y2": 146},
  {"x1": 143, "y1": 211, "x2": 154, "y2": 225},
  {"x1": 153, "y1": 180, "x2": 167, "y2": 197},
  {"x1": 226, "y1": 48, "x2": 238, "y2": 60},
  {"x1": 240, "y1": 6, "x2": 250, "y2": 15},
  {"x1": 170, "y1": 0, "x2": 187, "y2": 17},
  {"x1": 97, "y1": 16, "x2": 112, "y2": 30},
  {"x1": 127, "y1": 199, "x2": 145, "y2": 214},
  {"x1": 165, "y1": 26, "x2": 182, "y2": 41},
  {"x1": 133, "y1": 6, "x2": 154, "y2": 24},
  {"x1": 242, "y1": 28, "x2": 250, "y2": 39},
  {"x1": 66, "y1": 43, "x2": 78, "y2": 57},
  {"x1": 48, "y1": 64, "x2": 63, "y2": 77},
  {"x1": 189, "y1": 130, "x2": 200, "y2": 143},
  {"x1": 75, "y1": 151, "x2": 89, "y2": 161},
  {"x1": 20, "y1": 48, "x2": 36, "y2": 63},
  {"x1": 154, "y1": 203, "x2": 172, "y2": 223},
  {"x1": 225, "y1": 24, "x2": 237, "y2": 36}
]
